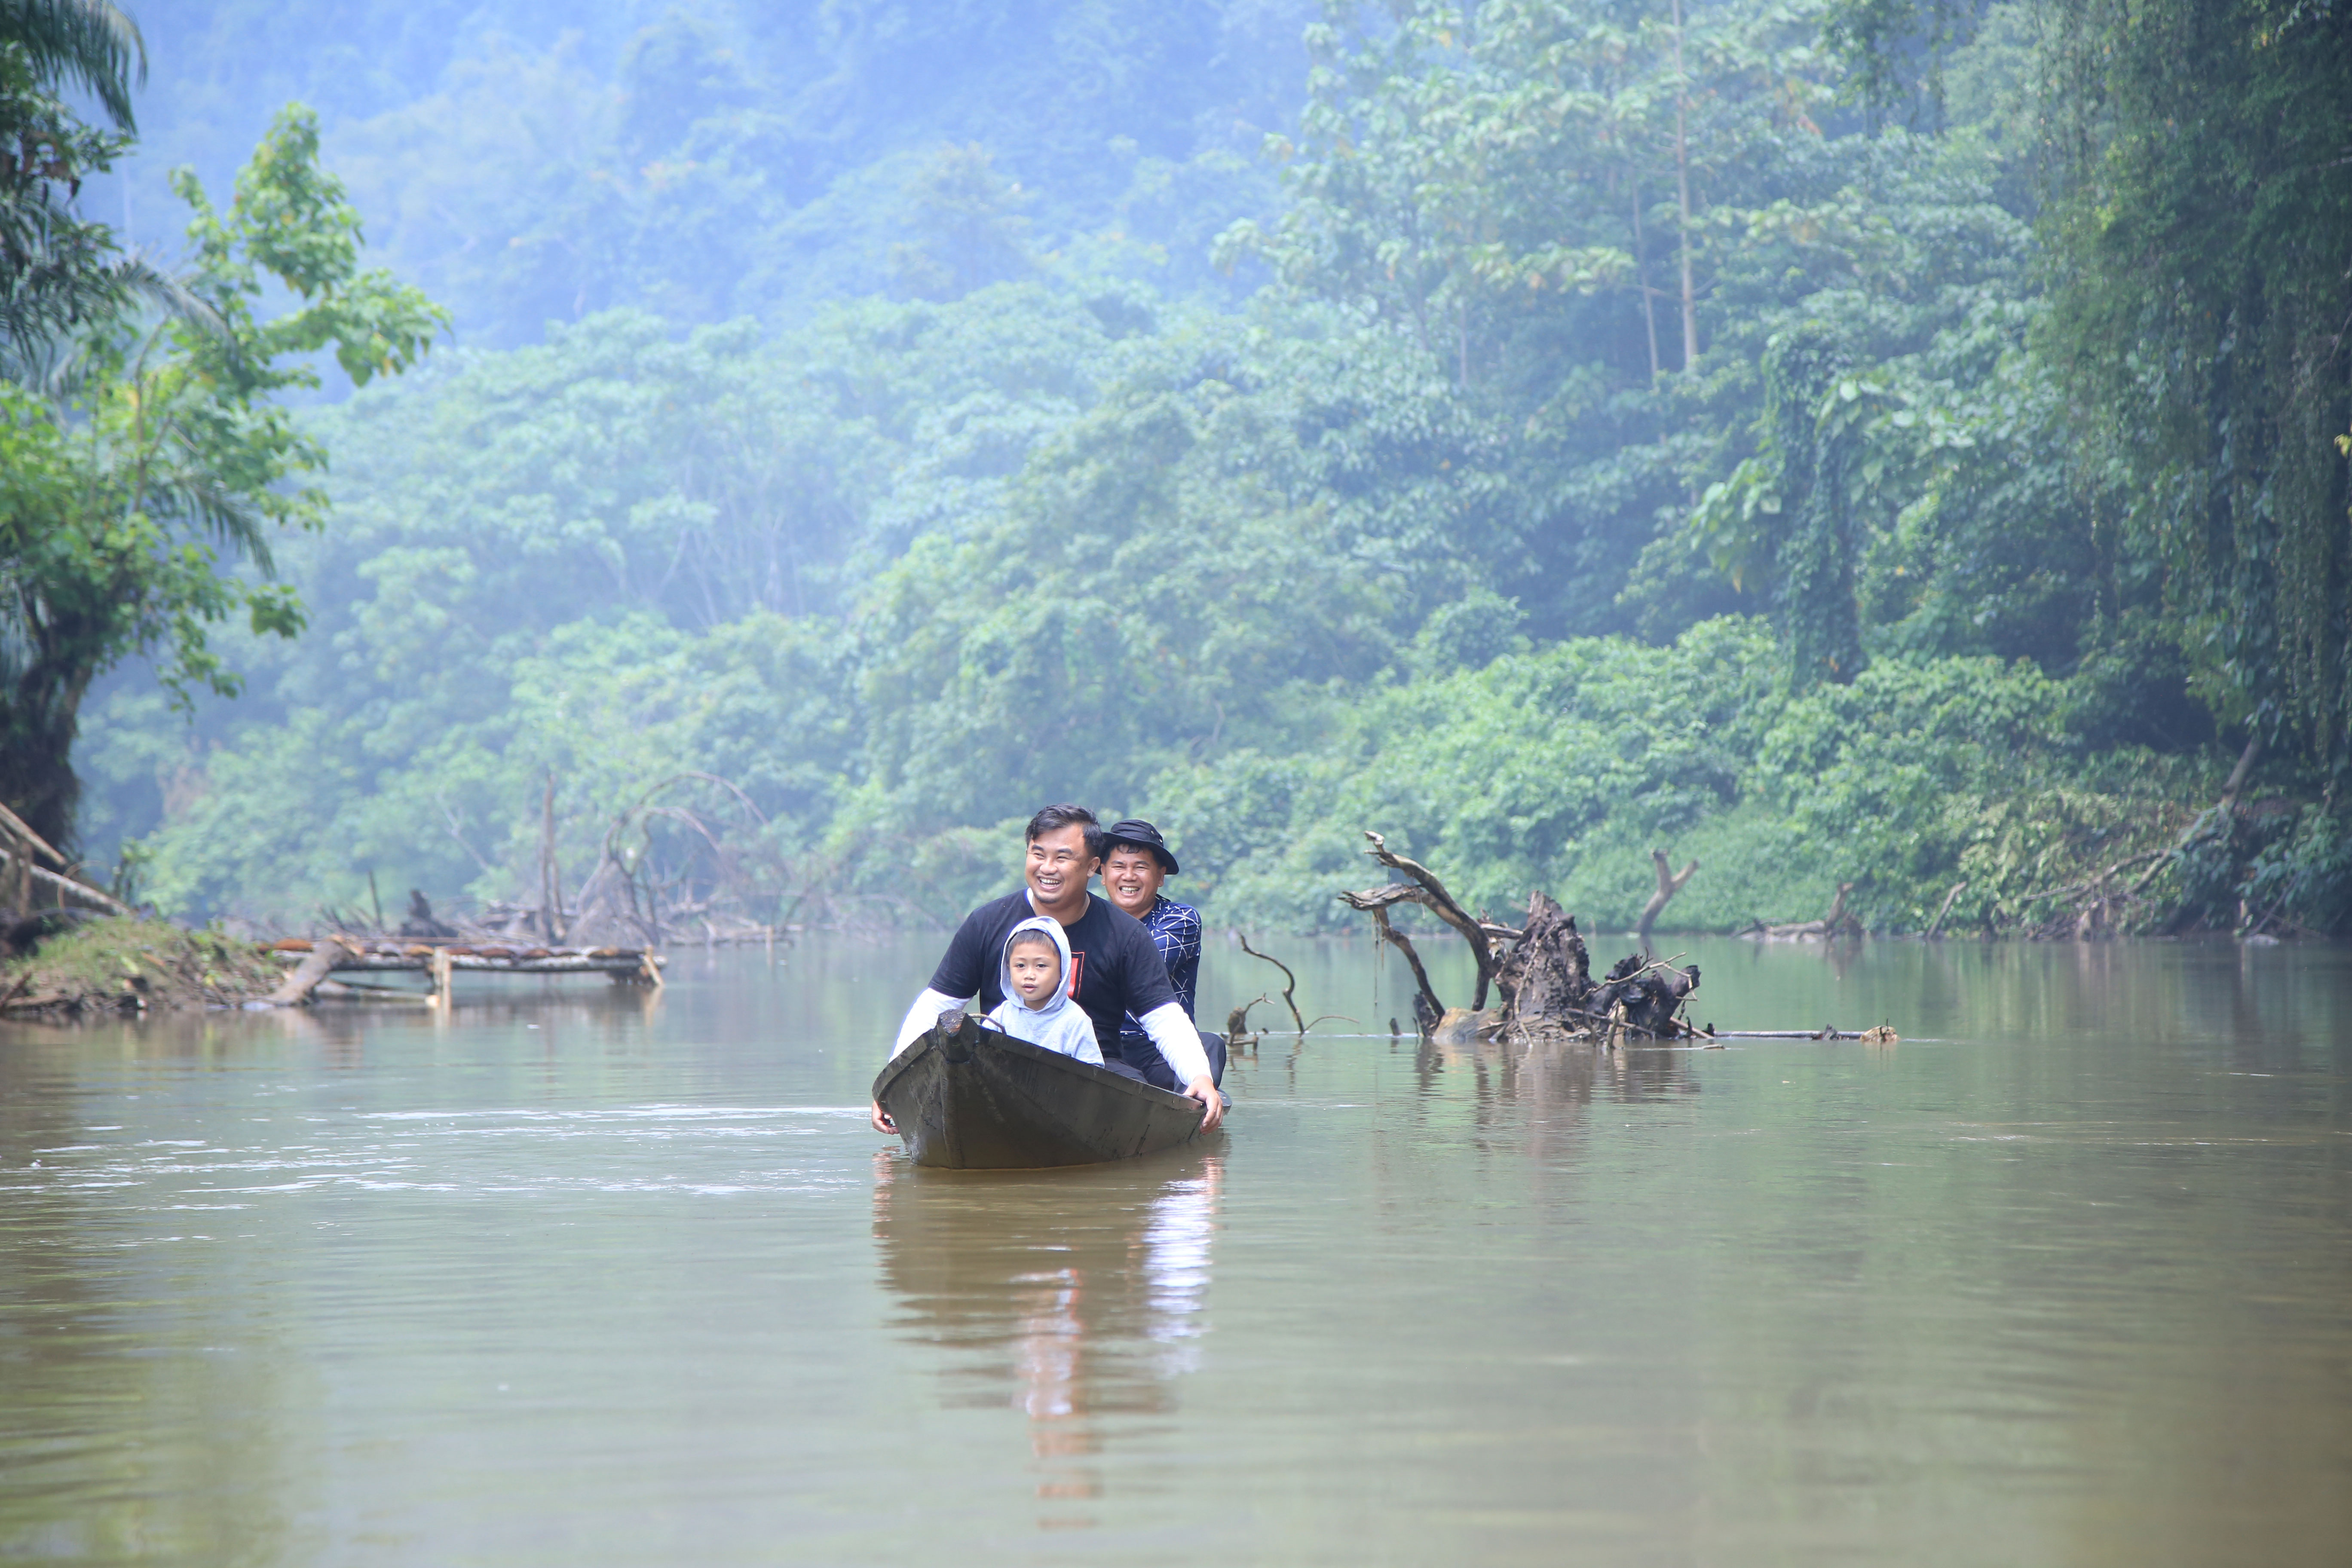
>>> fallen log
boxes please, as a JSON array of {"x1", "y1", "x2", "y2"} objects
[
  {"x1": 1742, "y1": 882, "x2": 1858, "y2": 942},
  {"x1": 1334, "y1": 833, "x2": 1912, "y2": 1044},
  {"x1": 0, "y1": 848, "x2": 130, "y2": 918},
  {"x1": 1587, "y1": 951, "x2": 1700, "y2": 1035},
  {"x1": 266, "y1": 937, "x2": 350, "y2": 1006}
]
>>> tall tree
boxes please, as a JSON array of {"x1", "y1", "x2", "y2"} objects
[{"x1": 0, "y1": 106, "x2": 446, "y2": 851}]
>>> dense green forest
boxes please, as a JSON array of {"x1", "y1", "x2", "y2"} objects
[{"x1": 12, "y1": 0, "x2": 2352, "y2": 937}]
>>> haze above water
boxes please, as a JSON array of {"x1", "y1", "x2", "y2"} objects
[{"x1": 3, "y1": 937, "x2": 2348, "y2": 1565}]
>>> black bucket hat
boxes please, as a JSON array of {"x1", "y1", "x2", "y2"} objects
[{"x1": 1102, "y1": 818, "x2": 1179, "y2": 875}]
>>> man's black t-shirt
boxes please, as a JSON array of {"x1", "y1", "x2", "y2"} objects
[{"x1": 929, "y1": 891, "x2": 1178, "y2": 1058}]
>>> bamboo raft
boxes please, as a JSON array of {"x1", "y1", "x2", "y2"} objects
[{"x1": 268, "y1": 937, "x2": 664, "y2": 1007}]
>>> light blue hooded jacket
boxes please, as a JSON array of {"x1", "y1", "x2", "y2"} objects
[{"x1": 982, "y1": 915, "x2": 1104, "y2": 1064}]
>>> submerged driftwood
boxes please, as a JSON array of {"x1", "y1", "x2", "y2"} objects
[
  {"x1": 1739, "y1": 881, "x2": 1860, "y2": 943},
  {"x1": 1341, "y1": 836, "x2": 1701, "y2": 1044}
]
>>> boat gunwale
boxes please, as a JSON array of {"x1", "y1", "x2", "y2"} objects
[
  {"x1": 873, "y1": 1017, "x2": 1206, "y2": 1112},
  {"x1": 879, "y1": 1020, "x2": 1223, "y2": 1166}
]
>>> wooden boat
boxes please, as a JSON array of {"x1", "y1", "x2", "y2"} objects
[{"x1": 873, "y1": 1011, "x2": 1216, "y2": 1170}]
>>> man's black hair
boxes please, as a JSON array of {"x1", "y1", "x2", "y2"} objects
[{"x1": 1025, "y1": 803, "x2": 1105, "y2": 861}]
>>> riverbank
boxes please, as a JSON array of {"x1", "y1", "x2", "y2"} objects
[{"x1": 0, "y1": 918, "x2": 281, "y2": 1016}]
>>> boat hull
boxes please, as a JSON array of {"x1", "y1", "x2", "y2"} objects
[{"x1": 873, "y1": 1013, "x2": 1213, "y2": 1170}]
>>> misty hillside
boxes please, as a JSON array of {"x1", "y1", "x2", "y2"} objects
[
  {"x1": 105, "y1": 0, "x2": 1311, "y2": 343},
  {"x1": 15, "y1": 0, "x2": 2351, "y2": 942}
]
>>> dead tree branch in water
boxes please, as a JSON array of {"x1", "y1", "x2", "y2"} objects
[
  {"x1": 1237, "y1": 934, "x2": 1307, "y2": 1033},
  {"x1": 1348, "y1": 901, "x2": 1443, "y2": 1035},
  {"x1": 1225, "y1": 995, "x2": 1268, "y2": 1052},
  {"x1": 1360, "y1": 830, "x2": 1497, "y2": 1009},
  {"x1": 1342, "y1": 838, "x2": 1700, "y2": 1042},
  {"x1": 1635, "y1": 848, "x2": 1699, "y2": 944}
]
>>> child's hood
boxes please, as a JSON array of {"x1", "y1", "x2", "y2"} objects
[{"x1": 999, "y1": 915, "x2": 1075, "y2": 1014}]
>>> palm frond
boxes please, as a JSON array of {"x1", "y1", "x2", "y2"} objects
[
  {"x1": 0, "y1": 0, "x2": 145, "y2": 129},
  {"x1": 135, "y1": 466, "x2": 275, "y2": 574},
  {"x1": 0, "y1": 252, "x2": 226, "y2": 391}
]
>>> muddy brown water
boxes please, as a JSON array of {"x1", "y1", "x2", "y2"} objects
[{"x1": 3, "y1": 934, "x2": 2348, "y2": 1564}]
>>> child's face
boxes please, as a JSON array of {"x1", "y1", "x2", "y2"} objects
[{"x1": 1008, "y1": 940, "x2": 1062, "y2": 1008}]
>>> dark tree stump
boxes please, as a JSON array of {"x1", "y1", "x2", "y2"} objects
[{"x1": 1492, "y1": 892, "x2": 1591, "y2": 1024}]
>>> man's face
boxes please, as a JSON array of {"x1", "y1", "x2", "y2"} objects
[
  {"x1": 1102, "y1": 845, "x2": 1164, "y2": 917},
  {"x1": 1025, "y1": 824, "x2": 1098, "y2": 909}
]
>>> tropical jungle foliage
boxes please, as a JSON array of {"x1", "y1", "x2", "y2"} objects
[
  {"x1": 3, "y1": 3, "x2": 444, "y2": 856},
  {"x1": 27, "y1": 0, "x2": 2352, "y2": 939}
]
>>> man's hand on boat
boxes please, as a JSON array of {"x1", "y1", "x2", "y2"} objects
[{"x1": 870, "y1": 1098, "x2": 897, "y2": 1134}]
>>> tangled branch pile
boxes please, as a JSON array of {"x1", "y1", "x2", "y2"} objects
[{"x1": 1340, "y1": 833, "x2": 1699, "y2": 1043}]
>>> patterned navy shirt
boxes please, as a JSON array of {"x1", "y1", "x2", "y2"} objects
[{"x1": 1117, "y1": 894, "x2": 1202, "y2": 1057}]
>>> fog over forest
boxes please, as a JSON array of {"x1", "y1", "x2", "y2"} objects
[{"x1": 11, "y1": 0, "x2": 2352, "y2": 938}]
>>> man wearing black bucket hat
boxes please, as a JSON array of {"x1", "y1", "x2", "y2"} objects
[{"x1": 1098, "y1": 819, "x2": 1221, "y2": 1092}]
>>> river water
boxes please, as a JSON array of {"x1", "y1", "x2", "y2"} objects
[{"x1": 3, "y1": 934, "x2": 2348, "y2": 1565}]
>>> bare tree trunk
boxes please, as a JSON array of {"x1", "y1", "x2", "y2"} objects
[
  {"x1": 2218, "y1": 732, "x2": 2263, "y2": 806},
  {"x1": 1635, "y1": 848, "x2": 1698, "y2": 944},
  {"x1": 1632, "y1": 174, "x2": 1661, "y2": 380},
  {"x1": 541, "y1": 768, "x2": 564, "y2": 941},
  {"x1": 1670, "y1": 0, "x2": 1699, "y2": 369},
  {"x1": 1926, "y1": 880, "x2": 1968, "y2": 939}
]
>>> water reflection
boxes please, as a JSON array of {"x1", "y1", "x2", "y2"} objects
[
  {"x1": 1412, "y1": 1029, "x2": 1700, "y2": 1113},
  {"x1": 870, "y1": 1149, "x2": 1222, "y2": 1525},
  {"x1": 6, "y1": 936, "x2": 2350, "y2": 1563}
]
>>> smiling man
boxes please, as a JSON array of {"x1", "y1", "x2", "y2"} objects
[
  {"x1": 871, "y1": 804, "x2": 1222, "y2": 1135},
  {"x1": 1100, "y1": 818, "x2": 1219, "y2": 1091}
]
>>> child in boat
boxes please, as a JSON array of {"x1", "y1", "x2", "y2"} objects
[{"x1": 981, "y1": 916, "x2": 1104, "y2": 1064}]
